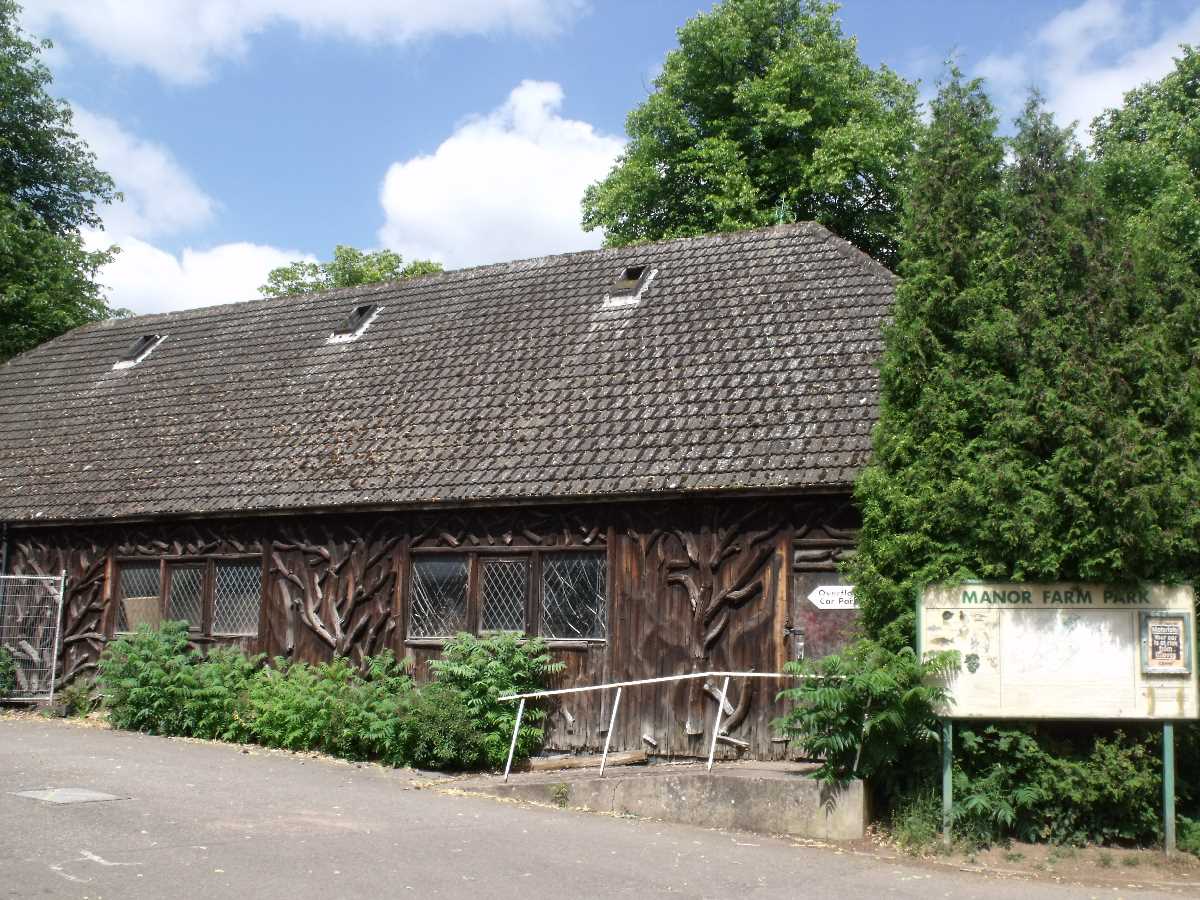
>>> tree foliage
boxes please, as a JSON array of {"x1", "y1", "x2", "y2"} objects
[
  {"x1": 581, "y1": 0, "x2": 918, "y2": 266},
  {"x1": 258, "y1": 244, "x2": 442, "y2": 298},
  {"x1": 0, "y1": 1, "x2": 119, "y2": 363},
  {"x1": 1092, "y1": 46, "x2": 1200, "y2": 304},
  {"x1": 849, "y1": 70, "x2": 1200, "y2": 651},
  {"x1": 0, "y1": 196, "x2": 114, "y2": 361}
]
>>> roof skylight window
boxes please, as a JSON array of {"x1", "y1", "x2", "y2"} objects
[
  {"x1": 328, "y1": 303, "x2": 382, "y2": 344},
  {"x1": 603, "y1": 264, "x2": 655, "y2": 308},
  {"x1": 112, "y1": 333, "x2": 165, "y2": 370}
]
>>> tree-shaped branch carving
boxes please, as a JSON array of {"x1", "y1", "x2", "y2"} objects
[
  {"x1": 11, "y1": 535, "x2": 107, "y2": 689},
  {"x1": 271, "y1": 525, "x2": 399, "y2": 663},
  {"x1": 629, "y1": 504, "x2": 780, "y2": 736}
]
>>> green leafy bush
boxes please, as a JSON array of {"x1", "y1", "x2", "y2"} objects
[
  {"x1": 1179, "y1": 816, "x2": 1200, "y2": 858},
  {"x1": 247, "y1": 652, "x2": 413, "y2": 761},
  {"x1": 187, "y1": 647, "x2": 261, "y2": 742},
  {"x1": 0, "y1": 645, "x2": 15, "y2": 697},
  {"x1": 430, "y1": 632, "x2": 564, "y2": 767},
  {"x1": 97, "y1": 621, "x2": 198, "y2": 734},
  {"x1": 774, "y1": 639, "x2": 957, "y2": 802},
  {"x1": 95, "y1": 625, "x2": 556, "y2": 773},
  {"x1": 396, "y1": 682, "x2": 488, "y2": 770},
  {"x1": 953, "y1": 725, "x2": 1161, "y2": 847}
]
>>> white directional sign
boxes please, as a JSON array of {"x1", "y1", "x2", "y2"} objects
[{"x1": 807, "y1": 585, "x2": 858, "y2": 610}]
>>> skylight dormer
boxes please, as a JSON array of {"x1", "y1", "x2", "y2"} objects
[
  {"x1": 112, "y1": 333, "x2": 165, "y2": 370},
  {"x1": 602, "y1": 264, "x2": 655, "y2": 308},
  {"x1": 328, "y1": 303, "x2": 381, "y2": 344}
]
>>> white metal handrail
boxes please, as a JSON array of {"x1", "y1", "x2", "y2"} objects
[{"x1": 499, "y1": 669, "x2": 827, "y2": 781}]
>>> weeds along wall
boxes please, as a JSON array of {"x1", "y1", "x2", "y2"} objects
[{"x1": 7, "y1": 493, "x2": 861, "y2": 760}]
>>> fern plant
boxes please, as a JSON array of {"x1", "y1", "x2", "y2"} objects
[
  {"x1": 953, "y1": 724, "x2": 1162, "y2": 846},
  {"x1": 774, "y1": 639, "x2": 958, "y2": 801},
  {"x1": 396, "y1": 681, "x2": 489, "y2": 770},
  {"x1": 187, "y1": 647, "x2": 262, "y2": 742},
  {"x1": 429, "y1": 632, "x2": 564, "y2": 768},
  {"x1": 97, "y1": 621, "x2": 198, "y2": 735},
  {"x1": 247, "y1": 652, "x2": 414, "y2": 760}
]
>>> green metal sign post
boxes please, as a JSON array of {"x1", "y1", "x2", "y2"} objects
[
  {"x1": 942, "y1": 719, "x2": 953, "y2": 848},
  {"x1": 1164, "y1": 721, "x2": 1176, "y2": 855}
]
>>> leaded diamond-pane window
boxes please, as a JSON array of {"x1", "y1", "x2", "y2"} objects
[
  {"x1": 167, "y1": 565, "x2": 204, "y2": 632},
  {"x1": 410, "y1": 556, "x2": 468, "y2": 638},
  {"x1": 116, "y1": 563, "x2": 161, "y2": 632},
  {"x1": 542, "y1": 553, "x2": 607, "y2": 640},
  {"x1": 213, "y1": 561, "x2": 262, "y2": 635},
  {"x1": 481, "y1": 559, "x2": 527, "y2": 633}
]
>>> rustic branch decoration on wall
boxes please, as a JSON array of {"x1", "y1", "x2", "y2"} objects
[
  {"x1": 9, "y1": 531, "x2": 107, "y2": 689},
  {"x1": 4, "y1": 496, "x2": 855, "y2": 759},
  {"x1": 411, "y1": 507, "x2": 608, "y2": 550},
  {"x1": 270, "y1": 521, "x2": 399, "y2": 665},
  {"x1": 628, "y1": 502, "x2": 780, "y2": 737}
]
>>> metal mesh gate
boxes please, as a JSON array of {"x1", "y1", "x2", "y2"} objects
[{"x1": 0, "y1": 574, "x2": 65, "y2": 702}]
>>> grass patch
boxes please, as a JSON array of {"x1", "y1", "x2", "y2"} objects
[{"x1": 890, "y1": 789, "x2": 941, "y2": 854}]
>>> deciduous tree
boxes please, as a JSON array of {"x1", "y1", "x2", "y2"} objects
[
  {"x1": 581, "y1": 0, "x2": 919, "y2": 266},
  {"x1": 0, "y1": 0, "x2": 119, "y2": 363},
  {"x1": 259, "y1": 245, "x2": 442, "y2": 297}
]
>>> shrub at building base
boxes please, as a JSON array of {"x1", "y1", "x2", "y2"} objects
[
  {"x1": 774, "y1": 640, "x2": 957, "y2": 807},
  {"x1": 0, "y1": 645, "x2": 15, "y2": 698},
  {"x1": 430, "y1": 632, "x2": 564, "y2": 767},
  {"x1": 96, "y1": 624, "x2": 558, "y2": 772},
  {"x1": 188, "y1": 646, "x2": 261, "y2": 742},
  {"x1": 248, "y1": 653, "x2": 414, "y2": 762},
  {"x1": 98, "y1": 621, "x2": 199, "y2": 735},
  {"x1": 56, "y1": 676, "x2": 96, "y2": 717},
  {"x1": 951, "y1": 725, "x2": 1161, "y2": 848},
  {"x1": 396, "y1": 682, "x2": 489, "y2": 770}
]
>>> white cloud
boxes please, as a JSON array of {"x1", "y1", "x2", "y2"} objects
[
  {"x1": 378, "y1": 80, "x2": 623, "y2": 269},
  {"x1": 26, "y1": 0, "x2": 585, "y2": 85},
  {"x1": 72, "y1": 108, "x2": 215, "y2": 239},
  {"x1": 977, "y1": 0, "x2": 1200, "y2": 134},
  {"x1": 68, "y1": 111, "x2": 296, "y2": 316},
  {"x1": 90, "y1": 231, "x2": 309, "y2": 316}
]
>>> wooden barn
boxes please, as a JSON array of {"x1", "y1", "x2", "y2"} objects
[{"x1": 0, "y1": 222, "x2": 891, "y2": 760}]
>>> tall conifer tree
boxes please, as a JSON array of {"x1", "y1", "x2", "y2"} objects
[{"x1": 851, "y1": 75, "x2": 1200, "y2": 652}]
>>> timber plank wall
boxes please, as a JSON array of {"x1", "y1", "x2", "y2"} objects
[{"x1": 8, "y1": 495, "x2": 857, "y2": 760}]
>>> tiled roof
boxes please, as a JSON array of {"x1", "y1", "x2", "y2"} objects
[{"x1": 0, "y1": 223, "x2": 893, "y2": 523}]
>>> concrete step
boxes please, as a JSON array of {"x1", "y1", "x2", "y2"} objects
[{"x1": 455, "y1": 762, "x2": 867, "y2": 841}]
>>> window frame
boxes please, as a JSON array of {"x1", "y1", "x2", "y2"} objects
[
  {"x1": 112, "y1": 554, "x2": 266, "y2": 640},
  {"x1": 405, "y1": 546, "x2": 608, "y2": 649},
  {"x1": 112, "y1": 558, "x2": 164, "y2": 634}
]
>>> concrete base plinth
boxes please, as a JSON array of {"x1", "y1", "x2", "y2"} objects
[{"x1": 458, "y1": 763, "x2": 868, "y2": 841}]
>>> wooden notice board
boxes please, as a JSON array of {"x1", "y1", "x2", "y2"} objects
[{"x1": 919, "y1": 582, "x2": 1198, "y2": 720}]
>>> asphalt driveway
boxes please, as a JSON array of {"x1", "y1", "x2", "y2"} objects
[{"x1": 0, "y1": 717, "x2": 1186, "y2": 899}]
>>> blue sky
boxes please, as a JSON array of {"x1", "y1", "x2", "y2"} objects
[{"x1": 22, "y1": 0, "x2": 1200, "y2": 314}]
